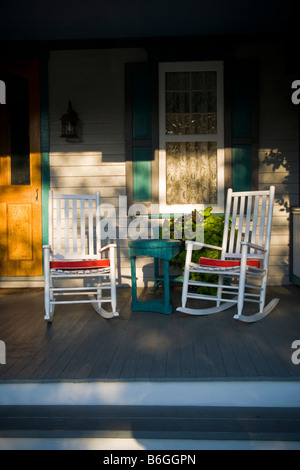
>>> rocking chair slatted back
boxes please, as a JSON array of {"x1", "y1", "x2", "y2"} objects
[
  {"x1": 222, "y1": 188, "x2": 275, "y2": 265},
  {"x1": 49, "y1": 191, "x2": 101, "y2": 260}
]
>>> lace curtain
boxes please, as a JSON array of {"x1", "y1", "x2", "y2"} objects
[
  {"x1": 165, "y1": 71, "x2": 218, "y2": 204},
  {"x1": 166, "y1": 141, "x2": 217, "y2": 205}
]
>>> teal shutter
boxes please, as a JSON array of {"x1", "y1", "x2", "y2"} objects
[
  {"x1": 133, "y1": 147, "x2": 152, "y2": 201},
  {"x1": 232, "y1": 145, "x2": 252, "y2": 191},
  {"x1": 40, "y1": 54, "x2": 50, "y2": 248},
  {"x1": 231, "y1": 61, "x2": 258, "y2": 191},
  {"x1": 125, "y1": 63, "x2": 158, "y2": 205},
  {"x1": 132, "y1": 67, "x2": 152, "y2": 140}
]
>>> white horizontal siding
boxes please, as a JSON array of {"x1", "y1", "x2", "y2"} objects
[
  {"x1": 232, "y1": 42, "x2": 298, "y2": 285},
  {"x1": 256, "y1": 43, "x2": 298, "y2": 285},
  {"x1": 49, "y1": 48, "x2": 149, "y2": 286}
]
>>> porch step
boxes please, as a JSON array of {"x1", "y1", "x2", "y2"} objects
[{"x1": 0, "y1": 405, "x2": 300, "y2": 448}]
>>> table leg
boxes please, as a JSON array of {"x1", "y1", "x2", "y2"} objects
[
  {"x1": 130, "y1": 257, "x2": 137, "y2": 304},
  {"x1": 163, "y1": 259, "x2": 171, "y2": 314}
]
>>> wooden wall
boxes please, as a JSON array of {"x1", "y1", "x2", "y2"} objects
[
  {"x1": 49, "y1": 49, "x2": 149, "y2": 286},
  {"x1": 235, "y1": 42, "x2": 299, "y2": 285},
  {"x1": 48, "y1": 44, "x2": 299, "y2": 287}
]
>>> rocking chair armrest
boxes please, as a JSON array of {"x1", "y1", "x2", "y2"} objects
[
  {"x1": 241, "y1": 241, "x2": 267, "y2": 253},
  {"x1": 99, "y1": 244, "x2": 117, "y2": 253},
  {"x1": 185, "y1": 240, "x2": 223, "y2": 251}
]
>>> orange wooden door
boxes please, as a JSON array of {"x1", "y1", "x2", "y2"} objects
[{"x1": 0, "y1": 61, "x2": 42, "y2": 277}]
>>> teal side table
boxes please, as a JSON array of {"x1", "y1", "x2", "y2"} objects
[{"x1": 128, "y1": 239, "x2": 181, "y2": 314}]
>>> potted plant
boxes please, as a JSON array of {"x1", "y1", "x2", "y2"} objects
[{"x1": 160, "y1": 207, "x2": 227, "y2": 294}]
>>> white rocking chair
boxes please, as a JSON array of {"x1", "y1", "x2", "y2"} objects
[
  {"x1": 177, "y1": 186, "x2": 279, "y2": 322},
  {"x1": 43, "y1": 191, "x2": 119, "y2": 322}
]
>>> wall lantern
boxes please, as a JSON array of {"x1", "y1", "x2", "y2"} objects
[{"x1": 61, "y1": 101, "x2": 79, "y2": 138}]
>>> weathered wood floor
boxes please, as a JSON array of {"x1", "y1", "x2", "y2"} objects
[{"x1": 0, "y1": 285, "x2": 300, "y2": 381}]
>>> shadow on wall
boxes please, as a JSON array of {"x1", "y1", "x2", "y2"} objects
[{"x1": 262, "y1": 148, "x2": 298, "y2": 213}]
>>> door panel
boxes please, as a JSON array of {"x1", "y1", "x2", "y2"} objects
[
  {"x1": 8, "y1": 204, "x2": 32, "y2": 260},
  {"x1": 0, "y1": 61, "x2": 42, "y2": 277}
]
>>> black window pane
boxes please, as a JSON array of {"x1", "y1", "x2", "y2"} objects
[{"x1": 9, "y1": 75, "x2": 30, "y2": 185}]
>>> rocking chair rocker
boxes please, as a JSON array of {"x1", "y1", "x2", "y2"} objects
[
  {"x1": 177, "y1": 186, "x2": 279, "y2": 322},
  {"x1": 43, "y1": 191, "x2": 119, "y2": 322}
]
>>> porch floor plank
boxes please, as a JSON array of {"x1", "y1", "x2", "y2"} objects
[{"x1": 0, "y1": 285, "x2": 300, "y2": 381}]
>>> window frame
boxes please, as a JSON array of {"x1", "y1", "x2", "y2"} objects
[{"x1": 158, "y1": 61, "x2": 225, "y2": 214}]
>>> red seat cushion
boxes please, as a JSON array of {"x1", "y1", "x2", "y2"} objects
[
  {"x1": 50, "y1": 259, "x2": 110, "y2": 270},
  {"x1": 199, "y1": 257, "x2": 260, "y2": 268}
]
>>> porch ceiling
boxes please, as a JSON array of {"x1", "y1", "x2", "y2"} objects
[{"x1": 0, "y1": 0, "x2": 299, "y2": 43}]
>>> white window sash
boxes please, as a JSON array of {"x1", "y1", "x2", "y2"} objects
[{"x1": 159, "y1": 61, "x2": 224, "y2": 214}]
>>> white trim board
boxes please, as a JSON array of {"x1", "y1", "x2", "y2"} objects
[
  {"x1": 0, "y1": 277, "x2": 44, "y2": 288},
  {"x1": 0, "y1": 380, "x2": 299, "y2": 408}
]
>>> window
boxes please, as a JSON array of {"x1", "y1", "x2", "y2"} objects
[
  {"x1": 0, "y1": 73, "x2": 30, "y2": 186},
  {"x1": 158, "y1": 62, "x2": 224, "y2": 213}
]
